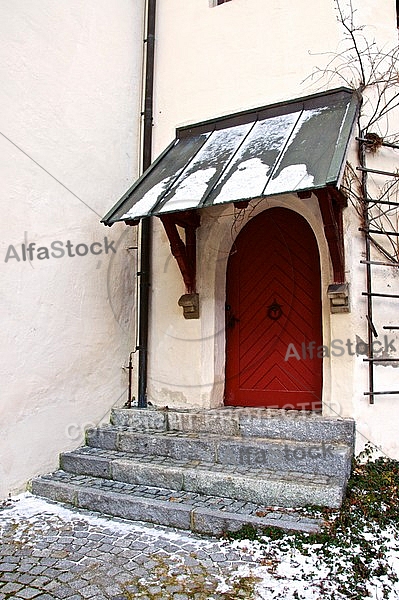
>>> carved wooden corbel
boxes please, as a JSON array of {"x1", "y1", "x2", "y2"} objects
[
  {"x1": 159, "y1": 211, "x2": 200, "y2": 318},
  {"x1": 315, "y1": 187, "x2": 346, "y2": 284}
]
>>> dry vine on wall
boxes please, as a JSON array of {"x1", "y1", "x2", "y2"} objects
[{"x1": 309, "y1": 0, "x2": 399, "y2": 262}]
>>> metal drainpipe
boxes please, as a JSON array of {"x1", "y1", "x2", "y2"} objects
[{"x1": 137, "y1": 0, "x2": 156, "y2": 408}]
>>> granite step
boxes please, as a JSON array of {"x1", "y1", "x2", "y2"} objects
[
  {"x1": 59, "y1": 446, "x2": 344, "y2": 508},
  {"x1": 31, "y1": 407, "x2": 355, "y2": 534},
  {"x1": 31, "y1": 471, "x2": 323, "y2": 536},
  {"x1": 85, "y1": 427, "x2": 352, "y2": 480},
  {"x1": 111, "y1": 407, "x2": 355, "y2": 445}
]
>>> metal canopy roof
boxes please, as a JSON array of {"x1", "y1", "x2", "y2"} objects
[{"x1": 102, "y1": 88, "x2": 359, "y2": 225}]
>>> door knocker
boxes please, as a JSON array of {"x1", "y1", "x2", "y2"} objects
[{"x1": 267, "y1": 299, "x2": 283, "y2": 321}]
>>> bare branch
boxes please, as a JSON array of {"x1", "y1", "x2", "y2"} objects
[{"x1": 309, "y1": 1, "x2": 399, "y2": 263}]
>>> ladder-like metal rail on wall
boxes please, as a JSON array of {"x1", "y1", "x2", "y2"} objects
[{"x1": 358, "y1": 136, "x2": 399, "y2": 403}]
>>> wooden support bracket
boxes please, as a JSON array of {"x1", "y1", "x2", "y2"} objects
[
  {"x1": 159, "y1": 211, "x2": 200, "y2": 294},
  {"x1": 315, "y1": 187, "x2": 346, "y2": 283}
]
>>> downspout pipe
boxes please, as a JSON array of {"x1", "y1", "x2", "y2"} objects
[{"x1": 137, "y1": 0, "x2": 156, "y2": 408}]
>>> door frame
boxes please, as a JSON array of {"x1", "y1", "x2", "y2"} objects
[{"x1": 198, "y1": 197, "x2": 333, "y2": 412}]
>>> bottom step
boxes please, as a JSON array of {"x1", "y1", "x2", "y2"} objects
[{"x1": 32, "y1": 471, "x2": 322, "y2": 536}]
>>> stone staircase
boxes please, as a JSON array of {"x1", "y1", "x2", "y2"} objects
[{"x1": 32, "y1": 407, "x2": 355, "y2": 535}]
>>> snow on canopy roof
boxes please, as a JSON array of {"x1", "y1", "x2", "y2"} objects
[{"x1": 102, "y1": 88, "x2": 359, "y2": 225}]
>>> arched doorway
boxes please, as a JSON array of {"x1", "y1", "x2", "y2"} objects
[{"x1": 225, "y1": 207, "x2": 322, "y2": 410}]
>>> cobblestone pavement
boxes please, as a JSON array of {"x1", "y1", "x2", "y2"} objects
[{"x1": 0, "y1": 494, "x2": 266, "y2": 600}]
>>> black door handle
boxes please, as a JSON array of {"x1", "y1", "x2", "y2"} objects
[{"x1": 227, "y1": 315, "x2": 240, "y2": 328}]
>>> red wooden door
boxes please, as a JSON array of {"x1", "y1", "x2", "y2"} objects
[{"x1": 225, "y1": 208, "x2": 322, "y2": 410}]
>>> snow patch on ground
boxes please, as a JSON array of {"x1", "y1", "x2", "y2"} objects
[{"x1": 2, "y1": 493, "x2": 399, "y2": 599}]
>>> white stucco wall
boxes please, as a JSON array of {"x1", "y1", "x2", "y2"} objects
[
  {"x1": 147, "y1": 0, "x2": 399, "y2": 459},
  {"x1": 0, "y1": 0, "x2": 144, "y2": 498}
]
